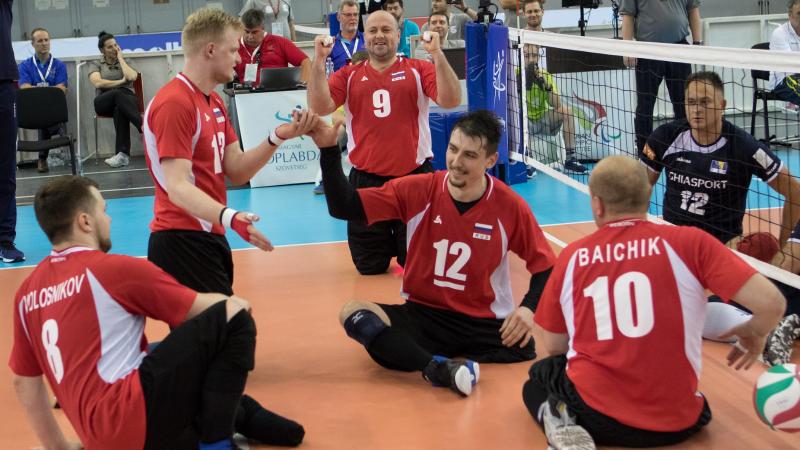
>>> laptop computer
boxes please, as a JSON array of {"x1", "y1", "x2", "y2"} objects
[
  {"x1": 257, "y1": 67, "x2": 304, "y2": 92},
  {"x1": 442, "y1": 47, "x2": 467, "y2": 80}
]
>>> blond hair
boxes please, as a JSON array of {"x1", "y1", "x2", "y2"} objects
[
  {"x1": 182, "y1": 8, "x2": 242, "y2": 55},
  {"x1": 588, "y1": 156, "x2": 651, "y2": 215}
]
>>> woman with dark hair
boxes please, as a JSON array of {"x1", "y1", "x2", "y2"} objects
[{"x1": 88, "y1": 31, "x2": 141, "y2": 168}]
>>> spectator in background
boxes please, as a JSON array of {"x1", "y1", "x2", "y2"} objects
[
  {"x1": 239, "y1": 0, "x2": 297, "y2": 41},
  {"x1": 234, "y1": 8, "x2": 310, "y2": 85},
  {"x1": 358, "y1": 0, "x2": 389, "y2": 32},
  {"x1": 422, "y1": 0, "x2": 477, "y2": 42},
  {"x1": 88, "y1": 31, "x2": 141, "y2": 169},
  {"x1": 384, "y1": 0, "x2": 419, "y2": 57},
  {"x1": 769, "y1": 0, "x2": 800, "y2": 105},
  {"x1": 621, "y1": 0, "x2": 703, "y2": 153},
  {"x1": 0, "y1": 0, "x2": 24, "y2": 263},
  {"x1": 330, "y1": 0, "x2": 366, "y2": 71},
  {"x1": 18, "y1": 27, "x2": 68, "y2": 173},
  {"x1": 415, "y1": 12, "x2": 465, "y2": 61},
  {"x1": 522, "y1": 1, "x2": 549, "y2": 67}
]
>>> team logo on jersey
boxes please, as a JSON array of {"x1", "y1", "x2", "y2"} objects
[
  {"x1": 204, "y1": 113, "x2": 211, "y2": 122},
  {"x1": 391, "y1": 70, "x2": 406, "y2": 82},
  {"x1": 753, "y1": 149, "x2": 775, "y2": 170},
  {"x1": 710, "y1": 160, "x2": 728, "y2": 174},
  {"x1": 433, "y1": 215, "x2": 442, "y2": 224},
  {"x1": 212, "y1": 108, "x2": 225, "y2": 123},
  {"x1": 676, "y1": 157, "x2": 692, "y2": 164},
  {"x1": 361, "y1": 75, "x2": 369, "y2": 81},
  {"x1": 473, "y1": 223, "x2": 493, "y2": 240},
  {"x1": 642, "y1": 144, "x2": 656, "y2": 160}
]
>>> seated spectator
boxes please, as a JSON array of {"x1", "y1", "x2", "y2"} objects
[
  {"x1": 234, "y1": 8, "x2": 310, "y2": 86},
  {"x1": 421, "y1": 0, "x2": 476, "y2": 42},
  {"x1": 330, "y1": 0, "x2": 366, "y2": 72},
  {"x1": 769, "y1": 0, "x2": 800, "y2": 105},
  {"x1": 524, "y1": 55, "x2": 586, "y2": 174},
  {"x1": 383, "y1": 0, "x2": 418, "y2": 57},
  {"x1": 239, "y1": 0, "x2": 297, "y2": 41},
  {"x1": 17, "y1": 27, "x2": 67, "y2": 173},
  {"x1": 414, "y1": 12, "x2": 465, "y2": 61},
  {"x1": 88, "y1": 31, "x2": 141, "y2": 169}
]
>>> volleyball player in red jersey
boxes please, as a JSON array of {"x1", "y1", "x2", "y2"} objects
[
  {"x1": 308, "y1": 11, "x2": 462, "y2": 275},
  {"x1": 307, "y1": 110, "x2": 556, "y2": 397},
  {"x1": 9, "y1": 176, "x2": 257, "y2": 450},
  {"x1": 525, "y1": 156, "x2": 785, "y2": 449}
]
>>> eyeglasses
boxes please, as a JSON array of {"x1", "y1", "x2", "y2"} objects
[{"x1": 340, "y1": 13, "x2": 359, "y2": 18}]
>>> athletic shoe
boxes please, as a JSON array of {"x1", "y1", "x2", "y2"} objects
[
  {"x1": 563, "y1": 158, "x2": 587, "y2": 174},
  {"x1": 541, "y1": 398, "x2": 596, "y2": 450},
  {"x1": 37, "y1": 159, "x2": 49, "y2": 173},
  {"x1": 527, "y1": 165, "x2": 538, "y2": 179},
  {"x1": 312, "y1": 182, "x2": 325, "y2": 195},
  {"x1": 422, "y1": 355, "x2": 480, "y2": 397},
  {"x1": 763, "y1": 313, "x2": 800, "y2": 366},
  {"x1": 104, "y1": 152, "x2": 130, "y2": 168},
  {"x1": 0, "y1": 241, "x2": 25, "y2": 263}
]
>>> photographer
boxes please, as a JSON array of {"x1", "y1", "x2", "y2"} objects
[{"x1": 422, "y1": 0, "x2": 477, "y2": 41}]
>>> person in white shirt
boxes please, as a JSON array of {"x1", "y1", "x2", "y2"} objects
[
  {"x1": 239, "y1": 0, "x2": 296, "y2": 41},
  {"x1": 769, "y1": 0, "x2": 800, "y2": 105}
]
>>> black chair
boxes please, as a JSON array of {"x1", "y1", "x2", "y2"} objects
[
  {"x1": 749, "y1": 42, "x2": 792, "y2": 147},
  {"x1": 16, "y1": 86, "x2": 77, "y2": 175}
]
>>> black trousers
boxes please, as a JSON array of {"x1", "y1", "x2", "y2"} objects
[
  {"x1": 94, "y1": 87, "x2": 142, "y2": 155},
  {"x1": 0, "y1": 81, "x2": 17, "y2": 243},
  {"x1": 773, "y1": 75, "x2": 800, "y2": 105},
  {"x1": 347, "y1": 160, "x2": 433, "y2": 275},
  {"x1": 140, "y1": 302, "x2": 256, "y2": 449},
  {"x1": 148, "y1": 230, "x2": 235, "y2": 296},
  {"x1": 522, "y1": 355, "x2": 711, "y2": 447},
  {"x1": 634, "y1": 56, "x2": 692, "y2": 152},
  {"x1": 38, "y1": 123, "x2": 64, "y2": 161}
]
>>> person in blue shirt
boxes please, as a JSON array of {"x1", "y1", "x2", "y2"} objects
[
  {"x1": 18, "y1": 27, "x2": 69, "y2": 173},
  {"x1": 330, "y1": 0, "x2": 365, "y2": 71},
  {"x1": 384, "y1": 0, "x2": 419, "y2": 57}
]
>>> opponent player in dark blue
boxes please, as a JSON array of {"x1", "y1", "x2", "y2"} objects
[{"x1": 639, "y1": 71, "x2": 800, "y2": 245}]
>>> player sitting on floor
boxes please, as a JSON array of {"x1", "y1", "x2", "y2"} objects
[{"x1": 307, "y1": 110, "x2": 556, "y2": 397}]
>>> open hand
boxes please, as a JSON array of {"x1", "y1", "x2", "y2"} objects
[{"x1": 500, "y1": 306, "x2": 535, "y2": 348}]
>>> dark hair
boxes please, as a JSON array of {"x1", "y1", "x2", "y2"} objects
[
  {"x1": 97, "y1": 31, "x2": 115, "y2": 50},
  {"x1": 429, "y1": 11, "x2": 449, "y2": 24},
  {"x1": 384, "y1": 0, "x2": 404, "y2": 8},
  {"x1": 685, "y1": 71, "x2": 724, "y2": 92},
  {"x1": 241, "y1": 8, "x2": 265, "y2": 29},
  {"x1": 524, "y1": 0, "x2": 545, "y2": 9},
  {"x1": 34, "y1": 176, "x2": 100, "y2": 244},
  {"x1": 30, "y1": 27, "x2": 49, "y2": 41},
  {"x1": 451, "y1": 110, "x2": 502, "y2": 156}
]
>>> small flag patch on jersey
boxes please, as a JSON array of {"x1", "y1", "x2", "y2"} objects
[
  {"x1": 473, "y1": 223, "x2": 493, "y2": 240},
  {"x1": 391, "y1": 70, "x2": 406, "y2": 82},
  {"x1": 213, "y1": 108, "x2": 225, "y2": 123},
  {"x1": 710, "y1": 160, "x2": 728, "y2": 174}
]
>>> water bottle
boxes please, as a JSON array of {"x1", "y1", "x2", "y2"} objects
[{"x1": 325, "y1": 57, "x2": 334, "y2": 79}]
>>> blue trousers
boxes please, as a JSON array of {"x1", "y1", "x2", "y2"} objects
[{"x1": 0, "y1": 81, "x2": 17, "y2": 242}]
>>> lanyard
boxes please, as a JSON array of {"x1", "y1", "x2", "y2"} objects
[
  {"x1": 240, "y1": 37, "x2": 261, "y2": 63},
  {"x1": 340, "y1": 36, "x2": 359, "y2": 60},
  {"x1": 269, "y1": 0, "x2": 281, "y2": 19},
  {"x1": 33, "y1": 55, "x2": 54, "y2": 83}
]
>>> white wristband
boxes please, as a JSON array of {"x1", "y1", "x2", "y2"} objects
[
  {"x1": 220, "y1": 207, "x2": 239, "y2": 229},
  {"x1": 268, "y1": 129, "x2": 285, "y2": 147}
]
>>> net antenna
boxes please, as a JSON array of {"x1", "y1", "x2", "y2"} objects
[{"x1": 562, "y1": 0, "x2": 601, "y2": 37}]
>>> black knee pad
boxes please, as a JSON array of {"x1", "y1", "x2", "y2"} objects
[{"x1": 343, "y1": 309, "x2": 387, "y2": 347}]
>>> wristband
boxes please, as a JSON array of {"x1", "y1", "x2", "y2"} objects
[
  {"x1": 220, "y1": 206, "x2": 239, "y2": 229},
  {"x1": 268, "y1": 129, "x2": 286, "y2": 147}
]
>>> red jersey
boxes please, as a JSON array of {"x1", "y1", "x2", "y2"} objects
[
  {"x1": 144, "y1": 73, "x2": 238, "y2": 234},
  {"x1": 359, "y1": 171, "x2": 555, "y2": 318},
  {"x1": 329, "y1": 56, "x2": 437, "y2": 177},
  {"x1": 234, "y1": 35, "x2": 308, "y2": 85},
  {"x1": 535, "y1": 220, "x2": 757, "y2": 432},
  {"x1": 8, "y1": 247, "x2": 195, "y2": 450}
]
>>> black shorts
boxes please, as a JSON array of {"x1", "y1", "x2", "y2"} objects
[
  {"x1": 140, "y1": 301, "x2": 233, "y2": 450},
  {"x1": 522, "y1": 355, "x2": 711, "y2": 447},
  {"x1": 148, "y1": 230, "x2": 234, "y2": 295},
  {"x1": 378, "y1": 301, "x2": 535, "y2": 363}
]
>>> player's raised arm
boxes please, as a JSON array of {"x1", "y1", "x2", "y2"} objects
[
  {"x1": 307, "y1": 35, "x2": 338, "y2": 115},
  {"x1": 423, "y1": 31, "x2": 461, "y2": 108}
]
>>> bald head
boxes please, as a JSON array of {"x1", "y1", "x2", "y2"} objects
[
  {"x1": 589, "y1": 156, "x2": 651, "y2": 217},
  {"x1": 364, "y1": 10, "x2": 400, "y2": 62},
  {"x1": 366, "y1": 10, "x2": 399, "y2": 30}
]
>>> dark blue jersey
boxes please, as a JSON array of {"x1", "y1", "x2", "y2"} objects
[
  {"x1": 1, "y1": 0, "x2": 18, "y2": 81},
  {"x1": 640, "y1": 119, "x2": 782, "y2": 243}
]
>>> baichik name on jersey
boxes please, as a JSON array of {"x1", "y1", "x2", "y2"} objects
[
  {"x1": 576, "y1": 236, "x2": 661, "y2": 267},
  {"x1": 19, "y1": 273, "x2": 85, "y2": 314}
]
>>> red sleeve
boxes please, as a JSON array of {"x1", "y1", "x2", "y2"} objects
[
  {"x1": 8, "y1": 287, "x2": 43, "y2": 377},
  {"x1": 681, "y1": 227, "x2": 759, "y2": 300},
  {"x1": 534, "y1": 249, "x2": 570, "y2": 334},
  {"x1": 97, "y1": 256, "x2": 196, "y2": 328},
  {"x1": 148, "y1": 94, "x2": 196, "y2": 161},
  {"x1": 328, "y1": 65, "x2": 351, "y2": 108},
  {"x1": 413, "y1": 59, "x2": 438, "y2": 101},
  {"x1": 508, "y1": 195, "x2": 556, "y2": 275},
  {"x1": 358, "y1": 173, "x2": 434, "y2": 224},
  {"x1": 277, "y1": 36, "x2": 309, "y2": 67}
]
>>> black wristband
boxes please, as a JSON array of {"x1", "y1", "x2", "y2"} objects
[{"x1": 219, "y1": 206, "x2": 228, "y2": 225}]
